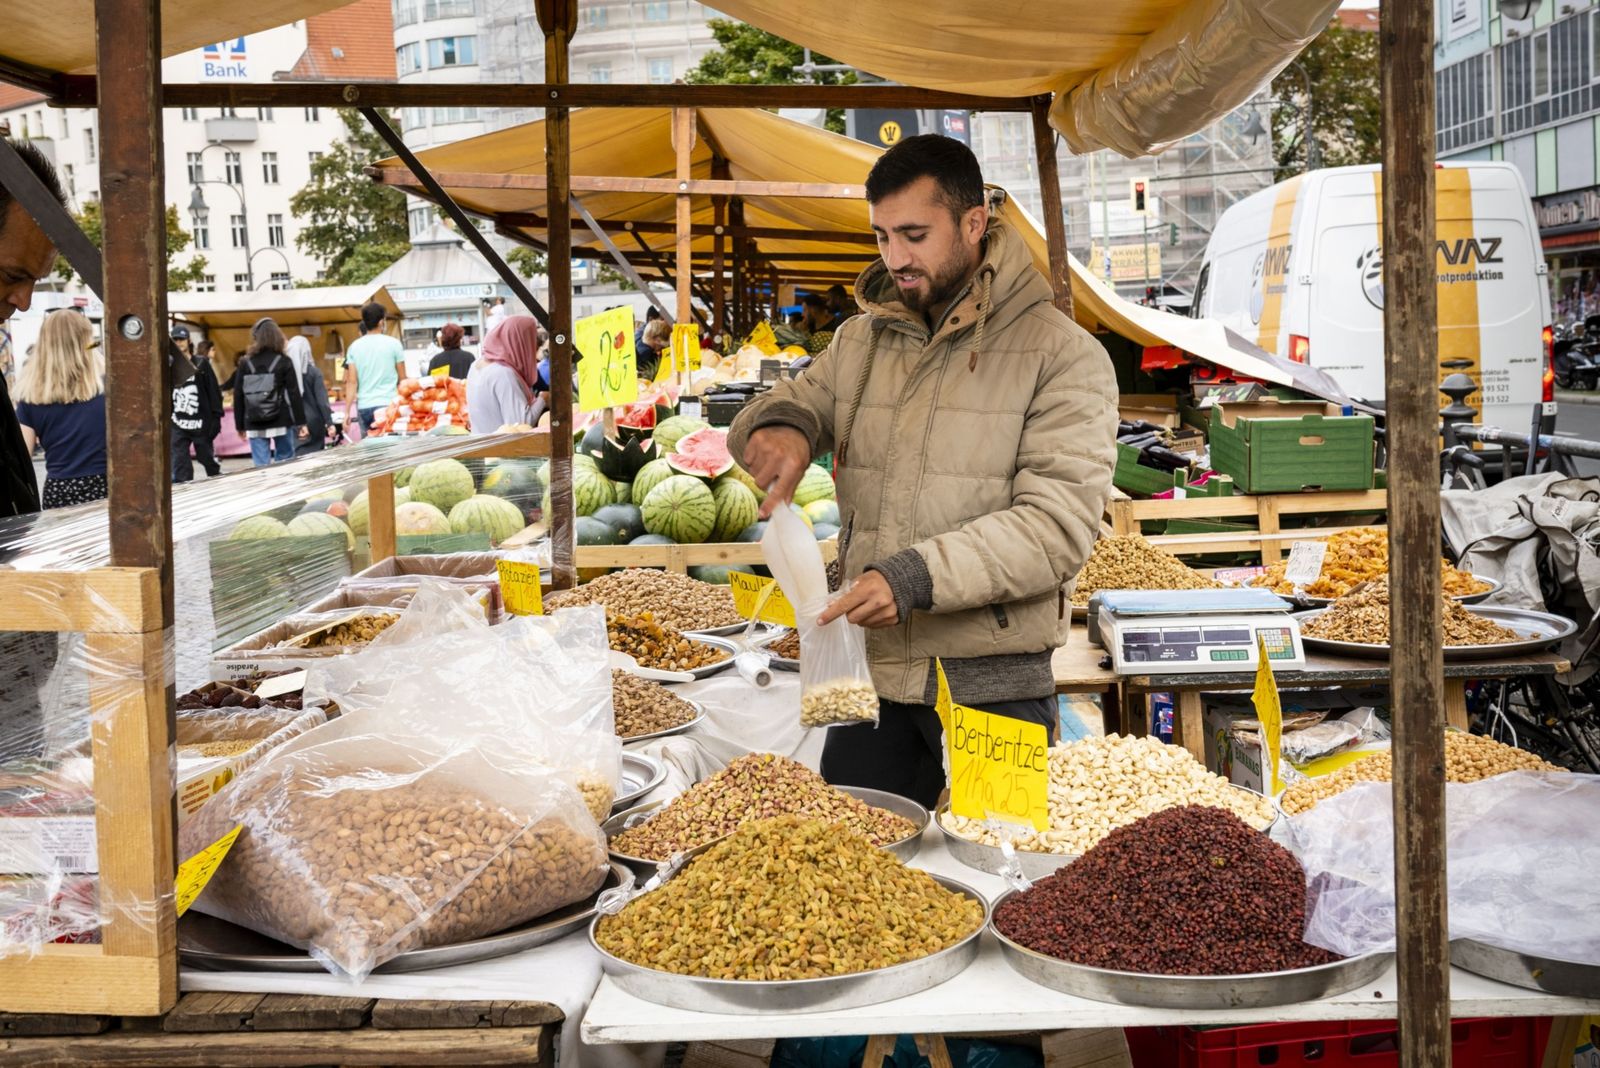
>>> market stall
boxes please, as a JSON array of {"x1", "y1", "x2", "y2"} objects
[{"x1": 167, "y1": 284, "x2": 403, "y2": 383}]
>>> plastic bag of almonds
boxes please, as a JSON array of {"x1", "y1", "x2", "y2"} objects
[
  {"x1": 761, "y1": 504, "x2": 877, "y2": 728},
  {"x1": 180, "y1": 735, "x2": 609, "y2": 980}
]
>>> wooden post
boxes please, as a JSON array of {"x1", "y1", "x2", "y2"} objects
[
  {"x1": 1030, "y1": 94, "x2": 1074, "y2": 319},
  {"x1": 1381, "y1": 2, "x2": 1449, "y2": 1064},
  {"x1": 673, "y1": 105, "x2": 695, "y2": 388},
  {"x1": 537, "y1": 0, "x2": 578, "y2": 589},
  {"x1": 367, "y1": 473, "x2": 397, "y2": 563},
  {"x1": 770, "y1": 266, "x2": 780, "y2": 322},
  {"x1": 712, "y1": 156, "x2": 728, "y2": 341},
  {"x1": 730, "y1": 197, "x2": 746, "y2": 336}
]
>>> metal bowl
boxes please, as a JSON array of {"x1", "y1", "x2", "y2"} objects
[
  {"x1": 1451, "y1": 938, "x2": 1600, "y2": 998},
  {"x1": 1251, "y1": 574, "x2": 1502, "y2": 608},
  {"x1": 588, "y1": 875, "x2": 988, "y2": 1014},
  {"x1": 612, "y1": 752, "x2": 667, "y2": 813},
  {"x1": 682, "y1": 621, "x2": 767, "y2": 639},
  {"x1": 179, "y1": 862, "x2": 630, "y2": 974},
  {"x1": 989, "y1": 889, "x2": 1391, "y2": 1008},
  {"x1": 752, "y1": 628, "x2": 799, "y2": 671},
  {"x1": 619, "y1": 701, "x2": 706, "y2": 745},
  {"x1": 1295, "y1": 605, "x2": 1577, "y2": 661},
  {"x1": 680, "y1": 634, "x2": 739, "y2": 679}
]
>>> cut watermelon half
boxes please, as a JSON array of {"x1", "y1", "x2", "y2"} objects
[{"x1": 667, "y1": 426, "x2": 735, "y2": 479}]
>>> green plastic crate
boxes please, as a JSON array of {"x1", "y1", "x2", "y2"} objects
[
  {"x1": 1114, "y1": 442, "x2": 1235, "y2": 499},
  {"x1": 1208, "y1": 407, "x2": 1375, "y2": 493}
]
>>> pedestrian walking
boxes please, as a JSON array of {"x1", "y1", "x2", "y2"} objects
[
  {"x1": 171, "y1": 326, "x2": 223, "y2": 481},
  {"x1": 233, "y1": 317, "x2": 305, "y2": 466},
  {"x1": 341, "y1": 302, "x2": 403, "y2": 438},
  {"x1": 287, "y1": 335, "x2": 334, "y2": 453},
  {"x1": 13, "y1": 309, "x2": 108, "y2": 508},
  {"x1": 427, "y1": 321, "x2": 475, "y2": 379}
]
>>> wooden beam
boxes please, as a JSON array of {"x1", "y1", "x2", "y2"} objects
[
  {"x1": 495, "y1": 214, "x2": 878, "y2": 245},
  {"x1": 372, "y1": 169, "x2": 863, "y2": 200},
  {"x1": 538, "y1": 0, "x2": 577, "y2": 590},
  {"x1": 1030, "y1": 94, "x2": 1073, "y2": 319},
  {"x1": 60, "y1": 77, "x2": 1038, "y2": 112},
  {"x1": 0, "y1": 569, "x2": 160, "y2": 633},
  {"x1": 673, "y1": 105, "x2": 695, "y2": 355},
  {"x1": 0, "y1": 54, "x2": 67, "y2": 97},
  {"x1": 712, "y1": 156, "x2": 728, "y2": 340},
  {"x1": 571, "y1": 194, "x2": 672, "y2": 320},
  {"x1": 1381, "y1": 0, "x2": 1449, "y2": 1064}
]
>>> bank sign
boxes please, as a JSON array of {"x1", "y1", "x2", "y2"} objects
[{"x1": 201, "y1": 38, "x2": 249, "y2": 80}]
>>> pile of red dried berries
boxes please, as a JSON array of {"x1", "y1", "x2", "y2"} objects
[{"x1": 993, "y1": 805, "x2": 1341, "y2": 976}]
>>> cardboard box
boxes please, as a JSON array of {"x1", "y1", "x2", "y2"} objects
[
  {"x1": 305, "y1": 583, "x2": 496, "y2": 623},
  {"x1": 1118, "y1": 393, "x2": 1181, "y2": 429},
  {"x1": 1208, "y1": 404, "x2": 1375, "y2": 493},
  {"x1": 342, "y1": 551, "x2": 516, "y2": 618},
  {"x1": 209, "y1": 608, "x2": 403, "y2": 678},
  {"x1": 1202, "y1": 705, "x2": 1267, "y2": 792}
]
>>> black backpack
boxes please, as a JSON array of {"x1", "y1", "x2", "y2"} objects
[{"x1": 241, "y1": 354, "x2": 286, "y2": 427}]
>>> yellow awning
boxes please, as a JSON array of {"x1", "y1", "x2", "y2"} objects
[{"x1": 167, "y1": 282, "x2": 401, "y2": 376}]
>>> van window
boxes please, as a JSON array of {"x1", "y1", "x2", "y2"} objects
[{"x1": 1191, "y1": 264, "x2": 1211, "y2": 318}]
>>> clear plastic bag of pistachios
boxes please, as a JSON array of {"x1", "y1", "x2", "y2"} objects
[{"x1": 762, "y1": 502, "x2": 878, "y2": 728}]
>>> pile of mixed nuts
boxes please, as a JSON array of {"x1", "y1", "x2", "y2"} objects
[
  {"x1": 547, "y1": 569, "x2": 743, "y2": 632},
  {"x1": 611, "y1": 669, "x2": 700, "y2": 739},
  {"x1": 608, "y1": 612, "x2": 729, "y2": 672}
]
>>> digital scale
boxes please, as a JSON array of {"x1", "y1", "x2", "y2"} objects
[{"x1": 1090, "y1": 589, "x2": 1307, "y2": 674}]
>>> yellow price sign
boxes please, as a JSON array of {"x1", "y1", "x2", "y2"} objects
[
  {"x1": 575, "y1": 306, "x2": 639, "y2": 412},
  {"x1": 747, "y1": 321, "x2": 779, "y2": 356},
  {"x1": 671, "y1": 322, "x2": 702, "y2": 372},
  {"x1": 430, "y1": 365, "x2": 450, "y2": 380},
  {"x1": 175, "y1": 824, "x2": 241, "y2": 918},
  {"x1": 937, "y1": 661, "x2": 1049, "y2": 831},
  {"x1": 497, "y1": 559, "x2": 544, "y2": 616},
  {"x1": 727, "y1": 571, "x2": 797, "y2": 628},
  {"x1": 1252, "y1": 634, "x2": 1285, "y2": 792}
]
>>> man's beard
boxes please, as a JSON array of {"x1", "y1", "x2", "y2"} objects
[{"x1": 896, "y1": 244, "x2": 978, "y2": 313}]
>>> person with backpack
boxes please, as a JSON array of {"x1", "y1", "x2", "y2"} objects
[{"x1": 233, "y1": 318, "x2": 305, "y2": 466}]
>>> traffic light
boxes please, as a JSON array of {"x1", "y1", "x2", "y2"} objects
[
  {"x1": 1169, "y1": 222, "x2": 1180, "y2": 247},
  {"x1": 1129, "y1": 176, "x2": 1150, "y2": 215},
  {"x1": 1144, "y1": 285, "x2": 1157, "y2": 305}
]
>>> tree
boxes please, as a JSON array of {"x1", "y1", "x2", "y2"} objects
[
  {"x1": 1271, "y1": 22, "x2": 1380, "y2": 180},
  {"x1": 686, "y1": 20, "x2": 856, "y2": 133},
  {"x1": 290, "y1": 108, "x2": 410, "y2": 285},
  {"x1": 507, "y1": 246, "x2": 547, "y2": 278},
  {"x1": 54, "y1": 200, "x2": 209, "y2": 291}
]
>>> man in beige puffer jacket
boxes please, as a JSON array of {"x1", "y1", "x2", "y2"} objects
[{"x1": 729, "y1": 135, "x2": 1118, "y2": 806}]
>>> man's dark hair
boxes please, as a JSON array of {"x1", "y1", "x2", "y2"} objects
[
  {"x1": 0, "y1": 139, "x2": 68, "y2": 237},
  {"x1": 360, "y1": 301, "x2": 387, "y2": 332},
  {"x1": 864, "y1": 134, "x2": 984, "y2": 221},
  {"x1": 801, "y1": 292, "x2": 826, "y2": 310},
  {"x1": 645, "y1": 305, "x2": 662, "y2": 321},
  {"x1": 826, "y1": 284, "x2": 847, "y2": 300}
]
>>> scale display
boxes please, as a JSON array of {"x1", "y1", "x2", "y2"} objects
[{"x1": 1101, "y1": 611, "x2": 1306, "y2": 675}]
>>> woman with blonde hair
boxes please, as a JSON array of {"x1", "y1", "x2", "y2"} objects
[{"x1": 13, "y1": 309, "x2": 107, "y2": 509}]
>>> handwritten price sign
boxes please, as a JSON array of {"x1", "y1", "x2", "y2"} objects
[
  {"x1": 937, "y1": 661, "x2": 1049, "y2": 831},
  {"x1": 575, "y1": 306, "x2": 639, "y2": 412},
  {"x1": 727, "y1": 571, "x2": 797, "y2": 628},
  {"x1": 497, "y1": 560, "x2": 545, "y2": 616}
]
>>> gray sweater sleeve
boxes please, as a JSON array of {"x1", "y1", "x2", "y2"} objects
[{"x1": 468, "y1": 363, "x2": 536, "y2": 431}]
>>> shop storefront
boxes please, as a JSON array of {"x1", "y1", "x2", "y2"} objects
[{"x1": 1537, "y1": 187, "x2": 1600, "y2": 327}]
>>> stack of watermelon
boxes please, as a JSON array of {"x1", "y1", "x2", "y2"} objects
[
  {"x1": 303, "y1": 455, "x2": 540, "y2": 549},
  {"x1": 367, "y1": 376, "x2": 470, "y2": 437}
]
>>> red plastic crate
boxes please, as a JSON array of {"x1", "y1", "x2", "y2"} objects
[{"x1": 1127, "y1": 1017, "x2": 1552, "y2": 1067}]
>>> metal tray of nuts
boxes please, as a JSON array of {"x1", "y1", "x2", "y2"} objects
[
  {"x1": 588, "y1": 874, "x2": 988, "y2": 1014},
  {"x1": 604, "y1": 786, "x2": 928, "y2": 875},
  {"x1": 179, "y1": 862, "x2": 631, "y2": 974},
  {"x1": 685, "y1": 622, "x2": 770, "y2": 639},
  {"x1": 1293, "y1": 606, "x2": 1576, "y2": 661},
  {"x1": 1251, "y1": 574, "x2": 1502, "y2": 608},
  {"x1": 989, "y1": 891, "x2": 1392, "y2": 1008},
  {"x1": 1451, "y1": 938, "x2": 1600, "y2": 999},
  {"x1": 612, "y1": 752, "x2": 668, "y2": 813},
  {"x1": 619, "y1": 701, "x2": 706, "y2": 745},
  {"x1": 752, "y1": 628, "x2": 799, "y2": 671},
  {"x1": 661, "y1": 634, "x2": 739, "y2": 680}
]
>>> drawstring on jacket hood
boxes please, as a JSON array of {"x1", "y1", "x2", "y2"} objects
[{"x1": 968, "y1": 266, "x2": 995, "y2": 373}]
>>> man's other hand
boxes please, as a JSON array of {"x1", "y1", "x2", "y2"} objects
[
  {"x1": 818, "y1": 571, "x2": 899, "y2": 629},
  {"x1": 743, "y1": 426, "x2": 812, "y2": 518}
]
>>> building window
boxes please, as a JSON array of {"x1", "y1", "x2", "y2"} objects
[
  {"x1": 1500, "y1": 11, "x2": 1592, "y2": 137},
  {"x1": 257, "y1": 106, "x2": 274, "y2": 121},
  {"x1": 393, "y1": 0, "x2": 417, "y2": 26},
  {"x1": 59, "y1": 111, "x2": 69, "y2": 139},
  {"x1": 647, "y1": 57, "x2": 673, "y2": 84},
  {"x1": 186, "y1": 151, "x2": 204, "y2": 184},
  {"x1": 230, "y1": 214, "x2": 248, "y2": 248},
  {"x1": 997, "y1": 116, "x2": 1028, "y2": 160},
  {"x1": 62, "y1": 163, "x2": 75, "y2": 198},
  {"x1": 220, "y1": 106, "x2": 237, "y2": 118},
  {"x1": 233, "y1": 272, "x2": 251, "y2": 292},
  {"x1": 267, "y1": 214, "x2": 285, "y2": 247},
  {"x1": 427, "y1": 35, "x2": 476, "y2": 67},
  {"x1": 83, "y1": 127, "x2": 95, "y2": 162},
  {"x1": 431, "y1": 106, "x2": 480, "y2": 125},
  {"x1": 1436, "y1": 52, "x2": 1496, "y2": 154},
  {"x1": 304, "y1": 106, "x2": 321, "y2": 121},
  {"x1": 269, "y1": 271, "x2": 291, "y2": 290},
  {"x1": 409, "y1": 205, "x2": 435, "y2": 235},
  {"x1": 1534, "y1": 30, "x2": 1551, "y2": 98},
  {"x1": 588, "y1": 62, "x2": 612, "y2": 83},
  {"x1": 582, "y1": 5, "x2": 609, "y2": 28},
  {"x1": 403, "y1": 107, "x2": 427, "y2": 131},
  {"x1": 308, "y1": 150, "x2": 324, "y2": 168},
  {"x1": 424, "y1": 0, "x2": 473, "y2": 17},
  {"x1": 195, "y1": 274, "x2": 216, "y2": 293},
  {"x1": 261, "y1": 152, "x2": 279, "y2": 184},
  {"x1": 397, "y1": 41, "x2": 424, "y2": 74},
  {"x1": 644, "y1": 1, "x2": 669, "y2": 20},
  {"x1": 192, "y1": 216, "x2": 209, "y2": 250},
  {"x1": 224, "y1": 150, "x2": 242, "y2": 184},
  {"x1": 181, "y1": 107, "x2": 199, "y2": 121}
]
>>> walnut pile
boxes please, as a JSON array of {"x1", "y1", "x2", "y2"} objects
[
  {"x1": 1071, "y1": 535, "x2": 1219, "y2": 606},
  {"x1": 1256, "y1": 527, "x2": 1490, "y2": 600},
  {"x1": 1302, "y1": 576, "x2": 1519, "y2": 646}
]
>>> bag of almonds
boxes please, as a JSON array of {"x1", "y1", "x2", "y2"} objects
[
  {"x1": 762, "y1": 503, "x2": 878, "y2": 729},
  {"x1": 180, "y1": 735, "x2": 609, "y2": 979}
]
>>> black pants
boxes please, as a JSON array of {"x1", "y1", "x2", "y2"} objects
[
  {"x1": 819, "y1": 695, "x2": 1058, "y2": 809},
  {"x1": 172, "y1": 428, "x2": 221, "y2": 482}
]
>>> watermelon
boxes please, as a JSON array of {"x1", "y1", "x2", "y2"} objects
[
  {"x1": 613, "y1": 480, "x2": 633, "y2": 504},
  {"x1": 689, "y1": 564, "x2": 756, "y2": 585},
  {"x1": 803, "y1": 500, "x2": 840, "y2": 527},
  {"x1": 428, "y1": 424, "x2": 470, "y2": 437},
  {"x1": 718, "y1": 463, "x2": 767, "y2": 502},
  {"x1": 229, "y1": 515, "x2": 289, "y2": 540},
  {"x1": 576, "y1": 515, "x2": 622, "y2": 546},
  {"x1": 342, "y1": 483, "x2": 366, "y2": 503},
  {"x1": 580, "y1": 421, "x2": 609, "y2": 457},
  {"x1": 395, "y1": 487, "x2": 412, "y2": 505},
  {"x1": 593, "y1": 503, "x2": 646, "y2": 543},
  {"x1": 789, "y1": 505, "x2": 814, "y2": 529},
  {"x1": 653, "y1": 415, "x2": 709, "y2": 454},
  {"x1": 287, "y1": 511, "x2": 355, "y2": 551},
  {"x1": 793, "y1": 465, "x2": 837, "y2": 507},
  {"x1": 630, "y1": 533, "x2": 677, "y2": 545},
  {"x1": 482, "y1": 460, "x2": 541, "y2": 501},
  {"x1": 813, "y1": 522, "x2": 840, "y2": 541},
  {"x1": 324, "y1": 499, "x2": 350, "y2": 520},
  {"x1": 667, "y1": 426, "x2": 735, "y2": 481},
  {"x1": 409, "y1": 459, "x2": 477, "y2": 513},
  {"x1": 598, "y1": 435, "x2": 657, "y2": 481},
  {"x1": 734, "y1": 521, "x2": 767, "y2": 543},
  {"x1": 537, "y1": 455, "x2": 591, "y2": 488},
  {"x1": 394, "y1": 467, "x2": 416, "y2": 489},
  {"x1": 395, "y1": 502, "x2": 452, "y2": 537},
  {"x1": 575, "y1": 466, "x2": 616, "y2": 517},
  {"x1": 710, "y1": 480, "x2": 759, "y2": 543},
  {"x1": 632, "y1": 458, "x2": 676, "y2": 506},
  {"x1": 449, "y1": 495, "x2": 526, "y2": 545},
  {"x1": 641, "y1": 475, "x2": 717, "y2": 543},
  {"x1": 347, "y1": 491, "x2": 371, "y2": 536}
]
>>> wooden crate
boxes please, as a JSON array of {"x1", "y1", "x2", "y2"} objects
[
  {"x1": 1104, "y1": 486, "x2": 1389, "y2": 564},
  {"x1": 0, "y1": 568, "x2": 175, "y2": 1016}
]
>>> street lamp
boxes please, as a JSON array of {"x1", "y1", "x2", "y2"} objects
[
  {"x1": 1242, "y1": 61, "x2": 1320, "y2": 173},
  {"x1": 190, "y1": 141, "x2": 254, "y2": 291},
  {"x1": 1498, "y1": 0, "x2": 1541, "y2": 19}
]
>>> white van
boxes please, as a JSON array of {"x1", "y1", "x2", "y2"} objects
[{"x1": 1192, "y1": 162, "x2": 1551, "y2": 429}]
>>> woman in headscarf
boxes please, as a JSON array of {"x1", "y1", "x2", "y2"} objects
[
  {"x1": 427, "y1": 322, "x2": 475, "y2": 379},
  {"x1": 466, "y1": 315, "x2": 546, "y2": 431},
  {"x1": 285, "y1": 335, "x2": 334, "y2": 453}
]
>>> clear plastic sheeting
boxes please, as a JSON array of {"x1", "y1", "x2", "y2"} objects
[
  {"x1": 1051, "y1": 0, "x2": 1344, "y2": 157},
  {"x1": 1287, "y1": 774, "x2": 1600, "y2": 964}
]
